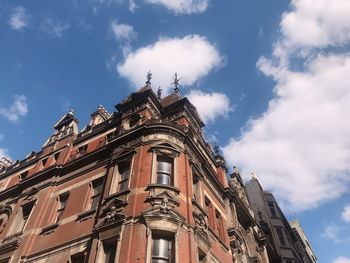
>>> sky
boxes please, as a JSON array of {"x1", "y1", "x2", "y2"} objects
[{"x1": 0, "y1": 0, "x2": 350, "y2": 262}]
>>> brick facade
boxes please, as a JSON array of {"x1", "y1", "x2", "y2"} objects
[{"x1": 0, "y1": 85, "x2": 270, "y2": 263}]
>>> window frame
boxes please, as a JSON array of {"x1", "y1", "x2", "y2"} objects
[
  {"x1": 156, "y1": 155, "x2": 174, "y2": 186},
  {"x1": 90, "y1": 178, "x2": 104, "y2": 210},
  {"x1": 7, "y1": 201, "x2": 35, "y2": 236},
  {"x1": 56, "y1": 192, "x2": 69, "y2": 223},
  {"x1": 110, "y1": 158, "x2": 133, "y2": 195}
]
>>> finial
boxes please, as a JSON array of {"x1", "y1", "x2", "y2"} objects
[
  {"x1": 68, "y1": 109, "x2": 74, "y2": 115},
  {"x1": 251, "y1": 172, "x2": 257, "y2": 179},
  {"x1": 233, "y1": 166, "x2": 239, "y2": 174},
  {"x1": 172, "y1": 72, "x2": 182, "y2": 93},
  {"x1": 214, "y1": 142, "x2": 220, "y2": 155},
  {"x1": 157, "y1": 86, "x2": 162, "y2": 100},
  {"x1": 146, "y1": 70, "x2": 152, "y2": 86}
]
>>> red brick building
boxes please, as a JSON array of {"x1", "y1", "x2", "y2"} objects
[{"x1": 0, "y1": 83, "x2": 269, "y2": 263}]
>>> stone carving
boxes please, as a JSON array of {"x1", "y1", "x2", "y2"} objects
[{"x1": 160, "y1": 197, "x2": 170, "y2": 214}]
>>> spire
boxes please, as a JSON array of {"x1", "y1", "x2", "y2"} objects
[
  {"x1": 146, "y1": 70, "x2": 152, "y2": 86},
  {"x1": 172, "y1": 72, "x2": 181, "y2": 93},
  {"x1": 157, "y1": 86, "x2": 162, "y2": 100}
]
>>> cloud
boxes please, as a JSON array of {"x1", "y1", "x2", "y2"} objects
[
  {"x1": 322, "y1": 223, "x2": 341, "y2": 241},
  {"x1": 0, "y1": 95, "x2": 28, "y2": 122},
  {"x1": 342, "y1": 204, "x2": 350, "y2": 223},
  {"x1": 117, "y1": 35, "x2": 223, "y2": 93},
  {"x1": 186, "y1": 90, "x2": 232, "y2": 124},
  {"x1": 0, "y1": 148, "x2": 9, "y2": 159},
  {"x1": 275, "y1": 0, "x2": 350, "y2": 59},
  {"x1": 110, "y1": 21, "x2": 137, "y2": 42},
  {"x1": 41, "y1": 18, "x2": 70, "y2": 38},
  {"x1": 333, "y1": 257, "x2": 350, "y2": 263},
  {"x1": 145, "y1": 0, "x2": 209, "y2": 14},
  {"x1": 223, "y1": 0, "x2": 350, "y2": 212},
  {"x1": 8, "y1": 6, "x2": 29, "y2": 30}
]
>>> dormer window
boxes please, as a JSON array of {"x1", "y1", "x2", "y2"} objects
[{"x1": 156, "y1": 156, "x2": 173, "y2": 185}]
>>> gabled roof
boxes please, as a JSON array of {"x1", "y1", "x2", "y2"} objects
[{"x1": 54, "y1": 110, "x2": 78, "y2": 130}]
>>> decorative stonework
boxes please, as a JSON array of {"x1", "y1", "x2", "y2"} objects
[{"x1": 0, "y1": 232, "x2": 23, "y2": 253}]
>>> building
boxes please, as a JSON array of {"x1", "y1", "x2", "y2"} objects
[
  {"x1": 0, "y1": 79, "x2": 270, "y2": 263},
  {"x1": 245, "y1": 177, "x2": 317, "y2": 263},
  {"x1": 289, "y1": 221, "x2": 317, "y2": 263}
]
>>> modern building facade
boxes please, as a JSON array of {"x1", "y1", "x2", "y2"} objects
[
  {"x1": 289, "y1": 221, "x2": 317, "y2": 263},
  {"x1": 245, "y1": 177, "x2": 316, "y2": 263},
  {"x1": 0, "y1": 82, "x2": 271, "y2": 263}
]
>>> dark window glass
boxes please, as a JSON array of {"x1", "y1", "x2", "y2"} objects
[
  {"x1": 20, "y1": 202, "x2": 34, "y2": 232},
  {"x1": 71, "y1": 252, "x2": 85, "y2": 263},
  {"x1": 157, "y1": 157, "x2": 173, "y2": 185},
  {"x1": 118, "y1": 161, "x2": 130, "y2": 191},
  {"x1": 152, "y1": 236, "x2": 173, "y2": 263},
  {"x1": 91, "y1": 179, "x2": 103, "y2": 210},
  {"x1": 268, "y1": 201, "x2": 278, "y2": 217},
  {"x1": 276, "y1": 227, "x2": 287, "y2": 246},
  {"x1": 56, "y1": 193, "x2": 69, "y2": 223},
  {"x1": 104, "y1": 242, "x2": 117, "y2": 263}
]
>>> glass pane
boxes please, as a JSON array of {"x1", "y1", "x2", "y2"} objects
[
  {"x1": 93, "y1": 180, "x2": 103, "y2": 195},
  {"x1": 104, "y1": 243, "x2": 116, "y2": 263},
  {"x1": 157, "y1": 158, "x2": 172, "y2": 174},
  {"x1": 119, "y1": 180, "x2": 128, "y2": 191},
  {"x1": 91, "y1": 196, "x2": 99, "y2": 210},
  {"x1": 119, "y1": 162, "x2": 130, "y2": 181},
  {"x1": 152, "y1": 238, "x2": 171, "y2": 259},
  {"x1": 156, "y1": 173, "x2": 171, "y2": 185}
]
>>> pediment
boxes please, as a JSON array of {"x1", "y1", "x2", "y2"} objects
[
  {"x1": 149, "y1": 141, "x2": 181, "y2": 155},
  {"x1": 145, "y1": 190, "x2": 180, "y2": 208},
  {"x1": 111, "y1": 146, "x2": 136, "y2": 161}
]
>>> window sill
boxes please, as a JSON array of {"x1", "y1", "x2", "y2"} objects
[
  {"x1": 146, "y1": 184, "x2": 180, "y2": 194},
  {"x1": 41, "y1": 223, "x2": 59, "y2": 235},
  {"x1": 76, "y1": 209, "x2": 96, "y2": 222}
]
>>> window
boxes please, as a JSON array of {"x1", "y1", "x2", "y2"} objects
[
  {"x1": 56, "y1": 193, "x2": 69, "y2": 223},
  {"x1": 103, "y1": 241, "x2": 117, "y2": 263},
  {"x1": 42, "y1": 157, "x2": 48, "y2": 167},
  {"x1": 216, "y1": 210, "x2": 225, "y2": 241},
  {"x1": 20, "y1": 171, "x2": 28, "y2": 180},
  {"x1": 8, "y1": 202, "x2": 34, "y2": 235},
  {"x1": 192, "y1": 174, "x2": 200, "y2": 202},
  {"x1": 205, "y1": 198, "x2": 216, "y2": 230},
  {"x1": 156, "y1": 156, "x2": 173, "y2": 185},
  {"x1": 71, "y1": 252, "x2": 85, "y2": 263},
  {"x1": 268, "y1": 201, "x2": 278, "y2": 218},
  {"x1": 276, "y1": 227, "x2": 287, "y2": 246},
  {"x1": 151, "y1": 235, "x2": 174, "y2": 263},
  {"x1": 117, "y1": 161, "x2": 130, "y2": 192},
  {"x1": 198, "y1": 248, "x2": 206, "y2": 263},
  {"x1": 91, "y1": 179, "x2": 103, "y2": 210}
]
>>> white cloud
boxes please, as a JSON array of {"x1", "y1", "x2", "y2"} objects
[
  {"x1": 128, "y1": 0, "x2": 137, "y2": 12},
  {"x1": 342, "y1": 204, "x2": 350, "y2": 223},
  {"x1": 117, "y1": 35, "x2": 223, "y2": 93},
  {"x1": 333, "y1": 257, "x2": 350, "y2": 263},
  {"x1": 0, "y1": 95, "x2": 28, "y2": 122},
  {"x1": 0, "y1": 148, "x2": 9, "y2": 160},
  {"x1": 8, "y1": 6, "x2": 29, "y2": 30},
  {"x1": 224, "y1": 53, "x2": 350, "y2": 212},
  {"x1": 41, "y1": 18, "x2": 70, "y2": 38},
  {"x1": 145, "y1": 0, "x2": 208, "y2": 14},
  {"x1": 276, "y1": 0, "x2": 350, "y2": 59},
  {"x1": 223, "y1": 0, "x2": 350, "y2": 213},
  {"x1": 186, "y1": 90, "x2": 231, "y2": 124},
  {"x1": 322, "y1": 223, "x2": 341, "y2": 241},
  {"x1": 110, "y1": 21, "x2": 137, "y2": 42}
]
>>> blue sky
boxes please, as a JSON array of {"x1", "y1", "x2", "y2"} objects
[{"x1": 1, "y1": 0, "x2": 350, "y2": 262}]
